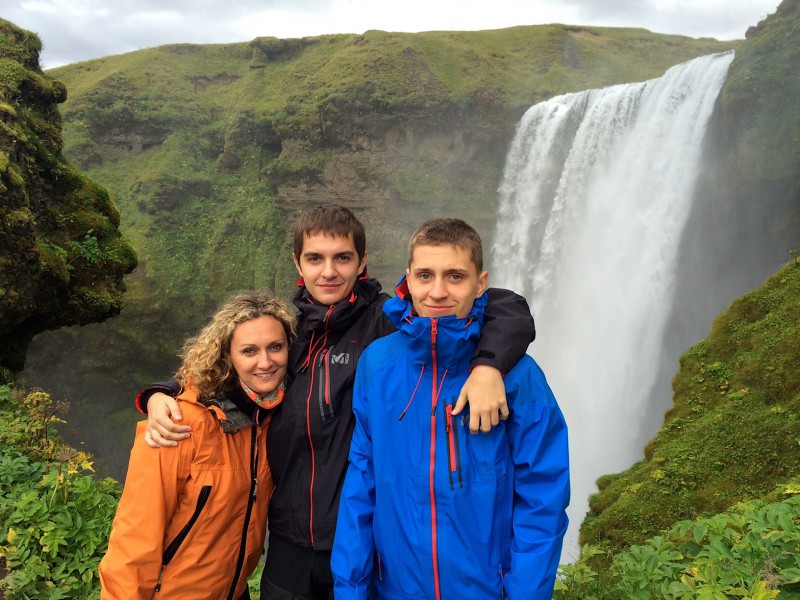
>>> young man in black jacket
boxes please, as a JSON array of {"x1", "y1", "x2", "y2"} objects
[{"x1": 138, "y1": 204, "x2": 535, "y2": 600}]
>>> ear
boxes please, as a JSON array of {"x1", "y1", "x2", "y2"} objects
[
  {"x1": 358, "y1": 251, "x2": 368, "y2": 275},
  {"x1": 292, "y1": 253, "x2": 302, "y2": 277},
  {"x1": 476, "y1": 271, "x2": 488, "y2": 298}
]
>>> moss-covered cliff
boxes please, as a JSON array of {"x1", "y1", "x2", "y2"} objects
[{"x1": 0, "y1": 19, "x2": 137, "y2": 381}]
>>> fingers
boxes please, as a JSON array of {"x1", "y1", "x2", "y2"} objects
[
  {"x1": 144, "y1": 429, "x2": 160, "y2": 448},
  {"x1": 165, "y1": 396, "x2": 183, "y2": 422},
  {"x1": 145, "y1": 393, "x2": 191, "y2": 448},
  {"x1": 499, "y1": 401, "x2": 510, "y2": 421},
  {"x1": 149, "y1": 416, "x2": 191, "y2": 442},
  {"x1": 469, "y1": 411, "x2": 481, "y2": 435},
  {"x1": 451, "y1": 390, "x2": 468, "y2": 416},
  {"x1": 480, "y1": 411, "x2": 494, "y2": 434},
  {"x1": 145, "y1": 426, "x2": 178, "y2": 448},
  {"x1": 468, "y1": 405, "x2": 508, "y2": 434}
]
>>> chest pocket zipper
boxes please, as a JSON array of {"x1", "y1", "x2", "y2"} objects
[
  {"x1": 444, "y1": 398, "x2": 464, "y2": 490},
  {"x1": 155, "y1": 485, "x2": 212, "y2": 592},
  {"x1": 316, "y1": 348, "x2": 334, "y2": 420}
]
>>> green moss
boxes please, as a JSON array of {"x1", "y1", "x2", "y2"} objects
[
  {"x1": 36, "y1": 242, "x2": 70, "y2": 284},
  {"x1": 0, "y1": 17, "x2": 137, "y2": 375}
]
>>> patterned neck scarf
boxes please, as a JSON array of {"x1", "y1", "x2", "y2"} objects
[{"x1": 239, "y1": 380, "x2": 285, "y2": 409}]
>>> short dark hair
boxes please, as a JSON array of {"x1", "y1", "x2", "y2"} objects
[
  {"x1": 293, "y1": 204, "x2": 366, "y2": 261},
  {"x1": 408, "y1": 218, "x2": 483, "y2": 271}
]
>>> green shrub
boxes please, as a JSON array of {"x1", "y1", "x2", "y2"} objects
[
  {"x1": 555, "y1": 492, "x2": 800, "y2": 599},
  {"x1": 0, "y1": 385, "x2": 121, "y2": 599}
]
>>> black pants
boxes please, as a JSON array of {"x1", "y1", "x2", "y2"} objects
[{"x1": 261, "y1": 535, "x2": 333, "y2": 600}]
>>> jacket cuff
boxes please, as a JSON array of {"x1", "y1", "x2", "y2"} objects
[{"x1": 134, "y1": 380, "x2": 181, "y2": 415}]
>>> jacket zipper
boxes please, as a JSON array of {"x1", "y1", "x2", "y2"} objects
[
  {"x1": 305, "y1": 304, "x2": 335, "y2": 548},
  {"x1": 428, "y1": 319, "x2": 442, "y2": 600},
  {"x1": 226, "y1": 426, "x2": 259, "y2": 599},
  {"x1": 155, "y1": 485, "x2": 213, "y2": 592}
]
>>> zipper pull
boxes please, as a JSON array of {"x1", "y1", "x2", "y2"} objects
[
  {"x1": 155, "y1": 564, "x2": 165, "y2": 592},
  {"x1": 252, "y1": 477, "x2": 258, "y2": 501}
]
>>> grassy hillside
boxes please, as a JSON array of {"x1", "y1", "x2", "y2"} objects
[
  {"x1": 582, "y1": 0, "x2": 800, "y2": 554},
  {"x1": 15, "y1": 25, "x2": 735, "y2": 478}
]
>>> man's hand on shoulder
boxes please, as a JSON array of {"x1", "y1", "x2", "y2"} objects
[
  {"x1": 452, "y1": 365, "x2": 509, "y2": 434},
  {"x1": 144, "y1": 393, "x2": 191, "y2": 448}
]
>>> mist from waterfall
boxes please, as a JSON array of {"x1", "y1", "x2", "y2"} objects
[{"x1": 491, "y1": 51, "x2": 735, "y2": 560}]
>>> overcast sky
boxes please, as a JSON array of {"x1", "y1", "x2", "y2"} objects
[{"x1": 4, "y1": 0, "x2": 783, "y2": 70}]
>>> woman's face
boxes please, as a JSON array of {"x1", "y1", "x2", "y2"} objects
[{"x1": 229, "y1": 315, "x2": 289, "y2": 396}]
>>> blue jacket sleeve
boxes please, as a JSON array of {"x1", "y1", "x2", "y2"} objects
[
  {"x1": 331, "y1": 359, "x2": 376, "y2": 600},
  {"x1": 503, "y1": 358, "x2": 570, "y2": 600}
]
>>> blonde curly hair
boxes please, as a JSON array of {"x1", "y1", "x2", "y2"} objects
[{"x1": 175, "y1": 290, "x2": 296, "y2": 400}]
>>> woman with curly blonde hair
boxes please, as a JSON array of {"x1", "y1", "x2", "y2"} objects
[{"x1": 100, "y1": 290, "x2": 295, "y2": 600}]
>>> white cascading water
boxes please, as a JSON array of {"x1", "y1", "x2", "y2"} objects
[{"x1": 491, "y1": 51, "x2": 735, "y2": 560}]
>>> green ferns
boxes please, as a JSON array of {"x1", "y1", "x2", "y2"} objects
[
  {"x1": 556, "y1": 491, "x2": 800, "y2": 599},
  {"x1": 0, "y1": 384, "x2": 281, "y2": 598}
]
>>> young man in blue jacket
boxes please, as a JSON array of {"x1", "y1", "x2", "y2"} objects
[{"x1": 331, "y1": 218, "x2": 570, "y2": 600}]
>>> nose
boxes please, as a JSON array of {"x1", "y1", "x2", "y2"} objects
[
  {"x1": 257, "y1": 350, "x2": 272, "y2": 369},
  {"x1": 430, "y1": 277, "x2": 447, "y2": 299},
  {"x1": 321, "y1": 259, "x2": 337, "y2": 278}
]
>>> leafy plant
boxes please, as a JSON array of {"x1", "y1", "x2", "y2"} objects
[
  {"x1": 0, "y1": 385, "x2": 121, "y2": 599},
  {"x1": 555, "y1": 492, "x2": 800, "y2": 599},
  {"x1": 66, "y1": 229, "x2": 103, "y2": 266}
]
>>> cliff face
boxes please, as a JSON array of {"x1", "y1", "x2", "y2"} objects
[{"x1": 0, "y1": 19, "x2": 137, "y2": 379}]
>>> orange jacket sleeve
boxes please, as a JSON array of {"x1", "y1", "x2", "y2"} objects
[{"x1": 99, "y1": 419, "x2": 194, "y2": 599}]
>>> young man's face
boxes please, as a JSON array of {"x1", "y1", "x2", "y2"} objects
[
  {"x1": 405, "y1": 244, "x2": 488, "y2": 319},
  {"x1": 293, "y1": 232, "x2": 367, "y2": 306}
]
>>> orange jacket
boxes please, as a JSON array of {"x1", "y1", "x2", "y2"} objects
[{"x1": 99, "y1": 387, "x2": 273, "y2": 599}]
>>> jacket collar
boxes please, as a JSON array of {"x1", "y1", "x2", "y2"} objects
[
  {"x1": 292, "y1": 276, "x2": 383, "y2": 335},
  {"x1": 383, "y1": 276, "x2": 487, "y2": 368}
]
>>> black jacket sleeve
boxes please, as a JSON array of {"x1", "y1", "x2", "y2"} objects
[
  {"x1": 472, "y1": 288, "x2": 536, "y2": 375},
  {"x1": 134, "y1": 379, "x2": 182, "y2": 415}
]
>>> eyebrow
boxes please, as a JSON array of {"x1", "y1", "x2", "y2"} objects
[
  {"x1": 410, "y1": 267, "x2": 470, "y2": 275},
  {"x1": 303, "y1": 250, "x2": 355, "y2": 258}
]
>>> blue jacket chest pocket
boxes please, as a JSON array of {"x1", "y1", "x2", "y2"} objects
[{"x1": 441, "y1": 401, "x2": 509, "y2": 490}]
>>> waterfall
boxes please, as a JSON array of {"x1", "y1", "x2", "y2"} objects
[{"x1": 491, "y1": 51, "x2": 735, "y2": 560}]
